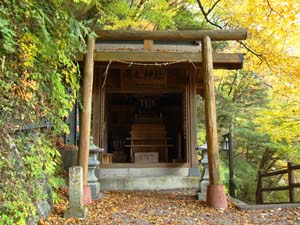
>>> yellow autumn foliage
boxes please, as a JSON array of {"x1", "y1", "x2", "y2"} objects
[
  {"x1": 19, "y1": 33, "x2": 38, "y2": 68},
  {"x1": 201, "y1": 0, "x2": 300, "y2": 143}
]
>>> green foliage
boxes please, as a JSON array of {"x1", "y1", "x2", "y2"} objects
[
  {"x1": 0, "y1": 0, "x2": 91, "y2": 223},
  {"x1": 174, "y1": 4, "x2": 209, "y2": 30},
  {"x1": 0, "y1": 0, "x2": 89, "y2": 131},
  {"x1": 231, "y1": 157, "x2": 257, "y2": 203},
  {"x1": 0, "y1": 18, "x2": 16, "y2": 53},
  {"x1": 99, "y1": 0, "x2": 206, "y2": 30},
  {"x1": 50, "y1": 176, "x2": 67, "y2": 204},
  {"x1": 0, "y1": 133, "x2": 60, "y2": 224}
]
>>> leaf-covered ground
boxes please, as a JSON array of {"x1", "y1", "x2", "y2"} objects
[{"x1": 42, "y1": 188, "x2": 300, "y2": 225}]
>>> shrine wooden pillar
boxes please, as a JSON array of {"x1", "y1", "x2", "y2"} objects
[
  {"x1": 92, "y1": 66, "x2": 101, "y2": 146},
  {"x1": 187, "y1": 68, "x2": 200, "y2": 175},
  {"x1": 92, "y1": 66, "x2": 105, "y2": 148},
  {"x1": 78, "y1": 36, "x2": 95, "y2": 205},
  {"x1": 202, "y1": 35, "x2": 227, "y2": 209}
]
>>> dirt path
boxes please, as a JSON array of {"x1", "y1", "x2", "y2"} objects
[{"x1": 42, "y1": 189, "x2": 300, "y2": 225}]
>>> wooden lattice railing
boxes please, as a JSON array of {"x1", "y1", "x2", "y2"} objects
[{"x1": 256, "y1": 162, "x2": 300, "y2": 204}]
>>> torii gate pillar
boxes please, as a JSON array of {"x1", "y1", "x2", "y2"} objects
[
  {"x1": 202, "y1": 35, "x2": 227, "y2": 209},
  {"x1": 78, "y1": 36, "x2": 95, "y2": 205}
]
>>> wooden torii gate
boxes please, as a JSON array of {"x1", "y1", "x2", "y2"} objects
[{"x1": 79, "y1": 29, "x2": 247, "y2": 208}]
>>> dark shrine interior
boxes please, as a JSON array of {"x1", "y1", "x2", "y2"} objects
[{"x1": 106, "y1": 93, "x2": 186, "y2": 163}]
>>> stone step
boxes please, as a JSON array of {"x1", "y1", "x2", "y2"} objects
[
  {"x1": 97, "y1": 167, "x2": 191, "y2": 178},
  {"x1": 99, "y1": 176, "x2": 199, "y2": 191}
]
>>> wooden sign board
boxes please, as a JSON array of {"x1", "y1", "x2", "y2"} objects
[{"x1": 120, "y1": 69, "x2": 167, "y2": 89}]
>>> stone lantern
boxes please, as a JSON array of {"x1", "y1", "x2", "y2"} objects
[
  {"x1": 88, "y1": 137, "x2": 104, "y2": 200},
  {"x1": 197, "y1": 143, "x2": 209, "y2": 201}
]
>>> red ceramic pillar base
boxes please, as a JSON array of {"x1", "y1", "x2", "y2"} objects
[
  {"x1": 83, "y1": 185, "x2": 92, "y2": 205},
  {"x1": 206, "y1": 184, "x2": 228, "y2": 209}
]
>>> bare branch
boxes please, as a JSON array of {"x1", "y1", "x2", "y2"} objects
[
  {"x1": 196, "y1": 1, "x2": 262, "y2": 61},
  {"x1": 238, "y1": 40, "x2": 264, "y2": 60},
  {"x1": 196, "y1": 1, "x2": 266, "y2": 64},
  {"x1": 207, "y1": 0, "x2": 222, "y2": 15},
  {"x1": 266, "y1": 0, "x2": 281, "y2": 16},
  {"x1": 228, "y1": 71, "x2": 238, "y2": 97},
  {"x1": 196, "y1": 0, "x2": 223, "y2": 29},
  {"x1": 129, "y1": 0, "x2": 134, "y2": 8}
]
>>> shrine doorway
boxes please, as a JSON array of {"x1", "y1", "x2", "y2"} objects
[{"x1": 106, "y1": 93, "x2": 185, "y2": 164}]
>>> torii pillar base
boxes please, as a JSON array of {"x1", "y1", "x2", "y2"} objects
[
  {"x1": 206, "y1": 184, "x2": 228, "y2": 209},
  {"x1": 83, "y1": 185, "x2": 92, "y2": 205}
]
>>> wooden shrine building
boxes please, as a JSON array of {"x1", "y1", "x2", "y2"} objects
[{"x1": 74, "y1": 29, "x2": 247, "y2": 208}]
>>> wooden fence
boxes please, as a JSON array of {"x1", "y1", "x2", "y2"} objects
[{"x1": 256, "y1": 162, "x2": 300, "y2": 204}]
